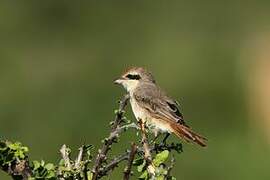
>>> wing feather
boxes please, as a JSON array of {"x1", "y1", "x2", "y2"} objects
[
  {"x1": 133, "y1": 82, "x2": 207, "y2": 147},
  {"x1": 133, "y1": 82, "x2": 185, "y2": 124}
]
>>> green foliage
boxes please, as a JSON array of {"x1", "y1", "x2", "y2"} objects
[
  {"x1": 0, "y1": 140, "x2": 94, "y2": 180},
  {"x1": 1, "y1": 114, "x2": 180, "y2": 180},
  {"x1": 30, "y1": 160, "x2": 56, "y2": 179},
  {"x1": 57, "y1": 144, "x2": 93, "y2": 179},
  {"x1": 153, "y1": 150, "x2": 169, "y2": 167},
  {"x1": 0, "y1": 141, "x2": 29, "y2": 167},
  {"x1": 1, "y1": 139, "x2": 178, "y2": 179},
  {"x1": 134, "y1": 150, "x2": 176, "y2": 180}
]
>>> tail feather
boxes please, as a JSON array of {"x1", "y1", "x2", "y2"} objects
[{"x1": 170, "y1": 123, "x2": 207, "y2": 147}]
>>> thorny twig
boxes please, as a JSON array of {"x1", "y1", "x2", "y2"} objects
[
  {"x1": 75, "y1": 146, "x2": 84, "y2": 169},
  {"x1": 110, "y1": 123, "x2": 139, "y2": 140},
  {"x1": 99, "y1": 152, "x2": 129, "y2": 176},
  {"x1": 59, "y1": 144, "x2": 71, "y2": 169},
  {"x1": 123, "y1": 143, "x2": 137, "y2": 180},
  {"x1": 99, "y1": 137, "x2": 182, "y2": 178},
  {"x1": 1, "y1": 94, "x2": 182, "y2": 180},
  {"x1": 59, "y1": 144, "x2": 91, "y2": 180},
  {"x1": 91, "y1": 94, "x2": 130, "y2": 180},
  {"x1": 7, "y1": 159, "x2": 32, "y2": 180},
  {"x1": 138, "y1": 120, "x2": 155, "y2": 176}
]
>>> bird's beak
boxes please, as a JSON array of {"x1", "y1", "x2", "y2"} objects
[{"x1": 114, "y1": 77, "x2": 125, "y2": 84}]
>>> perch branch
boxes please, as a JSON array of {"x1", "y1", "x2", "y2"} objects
[
  {"x1": 0, "y1": 94, "x2": 181, "y2": 180},
  {"x1": 99, "y1": 152, "x2": 129, "y2": 176},
  {"x1": 98, "y1": 130, "x2": 182, "y2": 177},
  {"x1": 98, "y1": 146, "x2": 145, "y2": 176},
  {"x1": 123, "y1": 142, "x2": 137, "y2": 180},
  {"x1": 91, "y1": 94, "x2": 130, "y2": 180},
  {"x1": 138, "y1": 119, "x2": 155, "y2": 176}
]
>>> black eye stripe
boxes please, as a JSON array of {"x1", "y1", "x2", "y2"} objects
[{"x1": 126, "y1": 74, "x2": 141, "y2": 80}]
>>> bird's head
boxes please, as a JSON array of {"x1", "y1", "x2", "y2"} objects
[{"x1": 114, "y1": 67, "x2": 155, "y2": 92}]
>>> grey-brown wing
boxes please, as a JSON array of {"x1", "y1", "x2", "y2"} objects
[
  {"x1": 164, "y1": 97, "x2": 185, "y2": 124},
  {"x1": 133, "y1": 83, "x2": 185, "y2": 124}
]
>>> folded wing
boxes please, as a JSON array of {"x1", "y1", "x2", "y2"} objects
[{"x1": 134, "y1": 82, "x2": 207, "y2": 147}]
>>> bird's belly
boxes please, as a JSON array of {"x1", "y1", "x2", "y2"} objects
[
  {"x1": 130, "y1": 98, "x2": 170, "y2": 133},
  {"x1": 130, "y1": 98, "x2": 149, "y2": 122}
]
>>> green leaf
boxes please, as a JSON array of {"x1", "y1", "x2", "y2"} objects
[
  {"x1": 84, "y1": 144, "x2": 93, "y2": 151},
  {"x1": 156, "y1": 175, "x2": 165, "y2": 180},
  {"x1": 137, "y1": 160, "x2": 146, "y2": 172},
  {"x1": 138, "y1": 170, "x2": 148, "y2": 179},
  {"x1": 133, "y1": 157, "x2": 144, "y2": 166},
  {"x1": 41, "y1": 160, "x2": 45, "y2": 166},
  {"x1": 32, "y1": 160, "x2": 40, "y2": 170},
  {"x1": 88, "y1": 172, "x2": 93, "y2": 180},
  {"x1": 0, "y1": 142, "x2": 7, "y2": 151},
  {"x1": 15, "y1": 150, "x2": 25, "y2": 159},
  {"x1": 21, "y1": 146, "x2": 29, "y2": 153},
  {"x1": 8, "y1": 142, "x2": 21, "y2": 150},
  {"x1": 45, "y1": 170, "x2": 56, "y2": 178},
  {"x1": 58, "y1": 159, "x2": 65, "y2": 166},
  {"x1": 44, "y1": 163, "x2": 55, "y2": 170},
  {"x1": 4, "y1": 153, "x2": 15, "y2": 165},
  {"x1": 114, "y1": 109, "x2": 120, "y2": 114},
  {"x1": 153, "y1": 150, "x2": 169, "y2": 166}
]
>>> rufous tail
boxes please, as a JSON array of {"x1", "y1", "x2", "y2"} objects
[{"x1": 170, "y1": 123, "x2": 207, "y2": 147}]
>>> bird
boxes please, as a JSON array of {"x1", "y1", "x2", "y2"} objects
[{"x1": 114, "y1": 67, "x2": 207, "y2": 147}]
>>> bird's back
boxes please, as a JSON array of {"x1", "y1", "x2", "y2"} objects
[{"x1": 132, "y1": 82, "x2": 185, "y2": 124}]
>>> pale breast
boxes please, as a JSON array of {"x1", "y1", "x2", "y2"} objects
[
  {"x1": 129, "y1": 97, "x2": 171, "y2": 133},
  {"x1": 130, "y1": 97, "x2": 149, "y2": 122}
]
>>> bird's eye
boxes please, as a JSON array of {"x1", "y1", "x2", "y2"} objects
[{"x1": 126, "y1": 74, "x2": 141, "y2": 80}]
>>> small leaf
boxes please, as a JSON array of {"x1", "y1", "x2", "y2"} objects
[
  {"x1": 156, "y1": 175, "x2": 165, "y2": 180},
  {"x1": 137, "y1": 160, "x2": 146, "y2": 172},
  {"x1": 88, "y1": 172, "x2": 93, "y2": 180},
  {"x1": 84, "y1": 144, "x2": 93, "y2": 151},
  {"x1": 158, "y1": 167, "x2": 167, "y2": 175},
  {"x1": 133, "y1": 157, "x2": 144, "y2": 166},
  {"x1": 21, "y1": 146, "x2": 29, "y2": 153},
  {"x1": 58, "y1": 159, "x2": 65, "y2": 166},
  {"x1": 153, "y1": 150, "x2": 169, "y2": 166},
  {"x1": 114, "y1": 109, "x2": 120, "y2": 114},
  {"x1": 32, "y1": 161, "x2": 40, "y2": 170},
  {"x1": 14, "y1": 150, "x2": 24, "y2": 159},
  {"x1": 138, "y1": 170, "x2": 148, "y2": 179},
  {"x1": 45, "y1": 171, "x2": 56, "y2": 178},
  {"x1": 41, "y1": 160, "x2": 45, "y2": 166},
  {"x1": 8, "y1": 142, "x2": 20, "y2": 150},
  {"x1": 0, "y1": 142, "x2": 7, "y2": 151},
  {"x1": 44, "y1": 163, "x2": 55, "y2": 170}
]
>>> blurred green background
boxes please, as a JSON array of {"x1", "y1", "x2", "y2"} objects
[{"x1": 1, "y1": 1, "x2": 270, "y2": 179}]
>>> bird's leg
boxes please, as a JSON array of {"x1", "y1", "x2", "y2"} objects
[
  {"x1": 154, "y1": 133, "x2": 170, "y2": 152},
  {"x1": 150, "y1": 131, "x2": 160, "y2": 144},
  {"x1": 161, "y1": 132, "x2": 170, "y2": 145}
]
